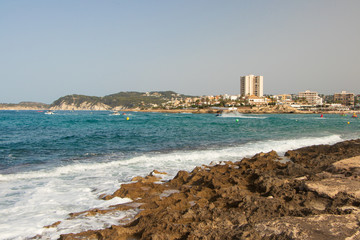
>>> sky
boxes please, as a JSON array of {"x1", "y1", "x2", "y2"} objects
[{"x1": 1, "y1": 0, "x2": 359, "y2": 103}]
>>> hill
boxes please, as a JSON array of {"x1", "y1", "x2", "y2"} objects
[
  {"x1": 0, "y1": 102, "x2": 50, "y2": 110},
  {"x1": 50, "y1": 91, "x2": 193, "y2": 110}
]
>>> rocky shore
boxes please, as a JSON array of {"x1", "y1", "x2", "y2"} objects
[
  {"x1": 52, "y1": 139, "x2": 360, "y2": 239},
  {"x1": 1, "y1": 103, "x2": 357, "y2": 115}
]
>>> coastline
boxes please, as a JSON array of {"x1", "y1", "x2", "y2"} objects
[
  {"x1": 1, "y1": 106, "x2": 358, "y2": 115},
  {"x1": 54, "y1": 139, "x2": 360, "y2": 240}
]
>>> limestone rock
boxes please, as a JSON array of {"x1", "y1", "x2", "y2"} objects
[{"x1": 58, "y1": 139, "x2": 360, "y2": 240}]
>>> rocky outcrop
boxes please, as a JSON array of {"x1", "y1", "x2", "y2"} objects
[
  {"x1": 50, "y1": 101, "x2": 111, "y2": 111},
  {"x1": 57, "y1": 139, "x2": 360, "y2": 240},
  {"x1": 239, "y1": 105, "x2": 301, "y2": 114}
]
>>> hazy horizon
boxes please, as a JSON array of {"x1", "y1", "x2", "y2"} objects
[{"x1": 1, "y1": 0, "x2": 359, "y2": 104}]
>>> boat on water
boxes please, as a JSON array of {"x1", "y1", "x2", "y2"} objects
[
  {"x1": 45, "y1": 111, "x2": 54, "y2": 115},
  {"x1": 110, "y1": 111, "x2": 120, "y2": 115},
  {"x1": 216, "y1": 111, "x2": 243, "y2": 118}
]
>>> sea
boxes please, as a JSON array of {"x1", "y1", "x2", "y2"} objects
[{"x1": 0, "y1": 110, "x2": 359, "y2": 239}]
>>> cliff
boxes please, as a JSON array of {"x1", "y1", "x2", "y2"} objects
[{"x1": 50, "y1": 101, "x2": 111, "y2": 111}]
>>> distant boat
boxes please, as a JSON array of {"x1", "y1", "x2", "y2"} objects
[
  {"x1": 45, "y1": 111, "x2": 54, "y2": 115},
  {"x1": 110, "y1": 111, "x2": 120, "y2": 115},
  {"x1": 216, "y1": 111, "x2": 243, "y2": 118}
]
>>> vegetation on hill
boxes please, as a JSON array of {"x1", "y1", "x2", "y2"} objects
[
  {"x1": 50, "y1": 91, "x2": 194, "y2": 109},
  {"x1": 51, "y1": 95, "x2": 103, "y2": 108},
  {"x1": 0, "y1": 102, "x2": 50, "y2": 109}
]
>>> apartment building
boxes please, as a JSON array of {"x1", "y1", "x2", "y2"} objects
[
  {"x1": 334, "y1": 91, "x2": 355, "y2": 106},
  {"x1": 274, "y1": 94, "x2": 292, "y2": 104},
  {"x1": 298, "y1": 90, "x2": 323, "y2": 106},
  {"x1": 240, "y1": 75, "x2": 263, "y2": 97}
]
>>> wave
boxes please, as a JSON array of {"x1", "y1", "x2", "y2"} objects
[
  {"x1": 0, "y1": 134, "x2": 347, "y2": 239},
  {"x1": 0, "y1": 134, "x2": 344, "y2": 182},
  {"x1": 218, "y1": 112, "x2": 267, "y2": 119}
]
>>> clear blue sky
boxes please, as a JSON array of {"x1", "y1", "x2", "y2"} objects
[{"x1": 1, "y1": 0, "x2": 359, "y2": 103}]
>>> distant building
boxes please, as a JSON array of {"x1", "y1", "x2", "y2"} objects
[
  {"x1": 274, "y1": 94, "x2": 292, "y2": 104},
  {"x1": 240, "y1": 74, "x2": 263, "y2": 97},
  {"x1": 298, "y1": 90, "x2": 323, "y2": 106},
  {"x1": 223, "y1": 94, "x2": 239, "y2": 101},
  {"x1": 334, "y1": 91, "x2": 355, "y2": 106},
  {"x1": 245, "y1": 95, "x2": 269, "y2": 106}
]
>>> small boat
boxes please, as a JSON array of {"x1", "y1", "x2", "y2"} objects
[
  {"x1": 110, "y1": 111, "x2": 120, "y2": 115},
  {"x1": 45, "y1": 111, "x2": 54, "y2": 115},
  {"x1": 216, "y1": 111, "x2": 243, "y2": 118}
]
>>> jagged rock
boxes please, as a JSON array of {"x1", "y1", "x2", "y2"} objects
[{"x1": 58, "y1": 139, "x2": 360, "y2": 240}]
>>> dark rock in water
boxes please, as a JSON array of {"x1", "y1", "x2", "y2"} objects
[{"x1": 59, "y1": 139, "x2": 360, "y2": 240}]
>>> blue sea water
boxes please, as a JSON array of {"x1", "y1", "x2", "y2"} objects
[{"x1": 0, "y1": 110, "x2": 359, "y2": 239}]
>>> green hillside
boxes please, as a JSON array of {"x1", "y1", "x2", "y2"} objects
[
  {"x1": 51, "y1": 91, "x2": 193, "y2": 109},
  {"x1": 51, "y1": 95, "x2": 102, "y2": 107},
  {"x1": 0, "y1": 102, "x2": 50, "y2": 109}
]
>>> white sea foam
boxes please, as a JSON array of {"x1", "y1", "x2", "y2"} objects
[
  {"x1": 0, "y1": 134, "x2": 345, "y2": 239},
  {"x1": 219, "y1": 112, "x2": 267, "y2": 119}
]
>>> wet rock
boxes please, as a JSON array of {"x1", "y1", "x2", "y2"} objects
[{"x1": 59, "y1": 139, "x2": 360, "y2": 240}]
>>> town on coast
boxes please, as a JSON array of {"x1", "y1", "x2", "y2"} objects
[{"x1": 1, "y1": 75, "x2": 359, "y2": 115}]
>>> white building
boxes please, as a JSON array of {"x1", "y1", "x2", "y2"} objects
[
  {"x1": 240, "y1": 74, "x2": 263, "y2": 97},
  {"x1": 245, "y1": 95, "x2": 269, "y2": 106},
  {"x1": 298, "y1": 90, "x2": 323, "y2": 106},
  {"x1": 223, "y1": 94, "x2": 239, "y2": 101}
]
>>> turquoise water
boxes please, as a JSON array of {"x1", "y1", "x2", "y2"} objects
[
  {"x1": 1, "y1": 111, "x2": 358, "y2": 173},
  {"x1": 0, "y1": 110, "x2": 359, "y2": 239}
]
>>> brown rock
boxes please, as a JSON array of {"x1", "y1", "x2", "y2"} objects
[
  {"x1": 305, "y1": 178, "x2": 360, "y2": 199},
  {"x1": 58, "y1": 139, "x2": 360, "y2": 240},
  {"x1": 254, "y1": 212, "x2": 360, "y2": 240}
]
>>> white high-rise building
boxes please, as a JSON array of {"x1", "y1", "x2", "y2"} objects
[{"x1": 240, "y1": 75, "x2": 263, "y2": 97}]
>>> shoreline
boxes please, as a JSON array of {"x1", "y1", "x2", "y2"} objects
[
  {"x1": 0, "y1": 107, "x2": 359, "y2": 115},
  {"x1": 53, "y1": 139, "x2": 360, "y2": 240}
]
